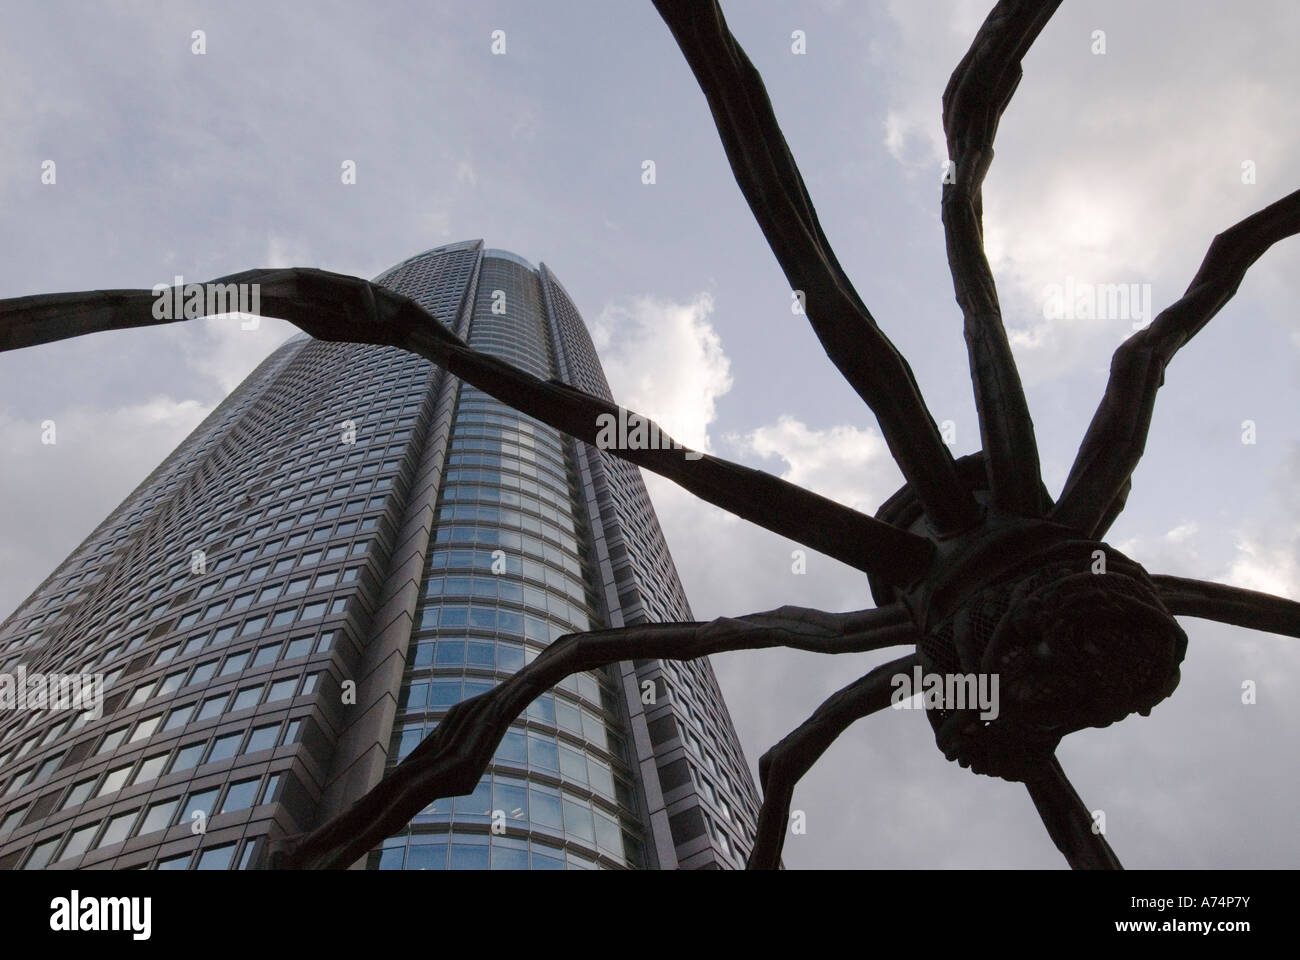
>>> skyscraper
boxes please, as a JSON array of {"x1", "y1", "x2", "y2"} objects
[{"x1": 0, "y1": 241, "x2": 763, "y2": 870}]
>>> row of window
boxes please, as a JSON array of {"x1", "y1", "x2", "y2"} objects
[
  {"x1": 393, "y1": 721, "x2": 624, "y2": 806},
  {"x1": 406, "y1": 640, "x2": 610, "y2": 712},
  {"x1": 429, "y1": 561, "x2": 588, "y2": 602},
  {"x1": 433, "y1": 525, "x2": 582, "y2": 578},
  {"x1": 1, "y1": 716, "x2": 302, "y2": 844},
  {"x1": 156, "y1": 628, "x2": 332, "y2": 679},
  {"x1": 443, "y1": 467, "x2": 568, "y2": 509},
  {"x1": 425, "y1": 571, "x2": 590, "y2": 619},
  {"x1": 374, "y1": 822, "x2": 628, "y2": 871},
  {"x1": 416, "y1": 602, "x2": 588, "y2": 642},
  {"x1": 450, "y1": 436, "x2": 566, "y2": 479},
  {"x1": 20, "y1": 770, "x2": 281, "y2": 869},
  {"x1": 0, "y1": 676, "x2": 314, "y2": 803},
  {"x1": 51, "y1": 541, "x2": 363, "y2": 680},
  {"x1": 437, "y1": 503, "x2": 579, "y2": 556},
  {"x1": 440, "y1": 483, "x2": 576, "y2": 532},
  {"x1": 447, "y1": 452, "x2": 569, "y2": 497}
]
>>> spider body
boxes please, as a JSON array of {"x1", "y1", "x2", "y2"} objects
[{"x1": 871, "y1": 456, "x2": 1188, "y2": 782}]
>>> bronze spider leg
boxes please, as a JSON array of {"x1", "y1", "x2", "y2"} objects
[
  {"x1": 653, "y1": 0, "x2": 980, "y2": 535},
  {"x1": 1054, "y1": 187, "x2": 1300, "y2": 538},
  {"x1": 1024, "y1": 757, "x2": 1122, "y2": 869},
  {"x1": 1151, "y1": 576, "x2": 1300, "y2": 639},
  {"x1": 266, "y1": 606, "x2": 918, "y2": 868},
  {"x1": 941, "y1": 0, "x2": 1062, "y2": 517},
  {"x1": 746, "y1": 653, "x2": 920, "y2": 869}
]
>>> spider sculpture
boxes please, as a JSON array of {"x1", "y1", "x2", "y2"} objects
[{"x1": 2, "y1": 0, "x2": 1298, "y2": 870}]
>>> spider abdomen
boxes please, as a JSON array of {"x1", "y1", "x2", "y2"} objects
[{"x1": 918, "y1": 543, "x2": 1188, "y2": 781}]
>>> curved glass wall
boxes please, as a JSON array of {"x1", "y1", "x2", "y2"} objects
[{"x1": 372, "y1": 254, "x2": 648, "y2": 870}]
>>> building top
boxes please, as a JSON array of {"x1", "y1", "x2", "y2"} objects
[{"x1": 481, "y1": 248, "x2": 537, "y2": 271}]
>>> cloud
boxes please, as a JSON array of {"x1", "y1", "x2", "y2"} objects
[
  {"x1": 730, "y1": 415, "x2": 902, "y2": 514},
  {"x1": 591, "y1": 292, "x2": 731, "y2": 454},
  {"x1": 1115, "y1": 520, "x2": 1206, "y2": 579},
  {"x1": 1224, "y1": 453, "x2": 1300, "y2": 600}
]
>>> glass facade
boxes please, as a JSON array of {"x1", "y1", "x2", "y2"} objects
[{"x1": 0, "y1": 241, "x2": 762, "y2": 870}]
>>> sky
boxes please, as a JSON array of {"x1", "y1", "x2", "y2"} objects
[{"x1": 2, "y1": 0, "x2": 1299, "y2": 869}]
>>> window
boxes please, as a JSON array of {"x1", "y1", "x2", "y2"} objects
[
  {"x1": 59, "y1": 823, "x2": 99, "y2": 862},
  {"x1": 129, "y1": 715, "x2": 161, "y2": 742},
  {"x1": 244, "y1": 724, "x2": 279, "y2": 754},
  {"x1": 34, "y1": 754, "x2": 62, "y2": 782},
  {"x1": 61, "y1": 778, "x2": 96, "y2": 810},
  {"x1": 231, "y1": 686, "x2": 262, "y2": 711},
  {"x1": 220, "y1": 651, "x2": 250, "y2": 676},
  {"x1": 220, "y1": 778, "x2": 260, "y2": 813},
  {"x1": 187, "y1": 661, "x2": 218, "y2": 686},
  {"x1": 1, "y1": 806, "x2": 27, "y2": 834},
  {"x1": 260, "y1": 774, "x2": 282, "y2": 804},
  {"x1": 138, "y1": 798, "x2": 179, "y2": 835},
  {"x1": 96, "y1": 809, "x2": 138, "y2": 849},
  {"x1": 284, "y1": 636, "x2": 312, "y2": 659},
  {"x1": 207, "y1": 732, "x2": 242, "y2": 762},
  {"x1": 169, "y1": 743, "x2": 205, "y2": 773},
  {"x1": 284, "y1": 577, "x2": 310, "y2": 596},
  {"x1": 23, "y1": 837, "x2": 61, "y2": 870},
  {"x1": 267, "y1": 678, "x2": 297, "y2": 702},
  {"x1": 133, "y1": 752, "x2": 169, "y2": 785},
  {"x1": 251, "y1": 643, "x2": 279, "y2": 667},
  {"x1": 196, "y1": 695, "x2": 227, "y2": 721},
  {"x1": 96, "y1": 727, "x2": 128, "y2": 755},
  {"x1": 269, "y1": 608, "x2": 296, "y2": 628},
  {"x1": 97, "y1": 764, "x2": 132, "y2": 797},
  {"x1": 183, "y1": 787, "x2": 219, "y2": 823},
  {"x1": 195, "y1": 843, "x2": 236, "y2": 870},
  {"x1": 163, "y1": 697, "x2": 193, "y2": 728}
]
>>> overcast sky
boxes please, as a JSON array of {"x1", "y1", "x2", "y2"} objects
[{"x1": 2, "y1": 0, "x2": 1298, "y2": 868}]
